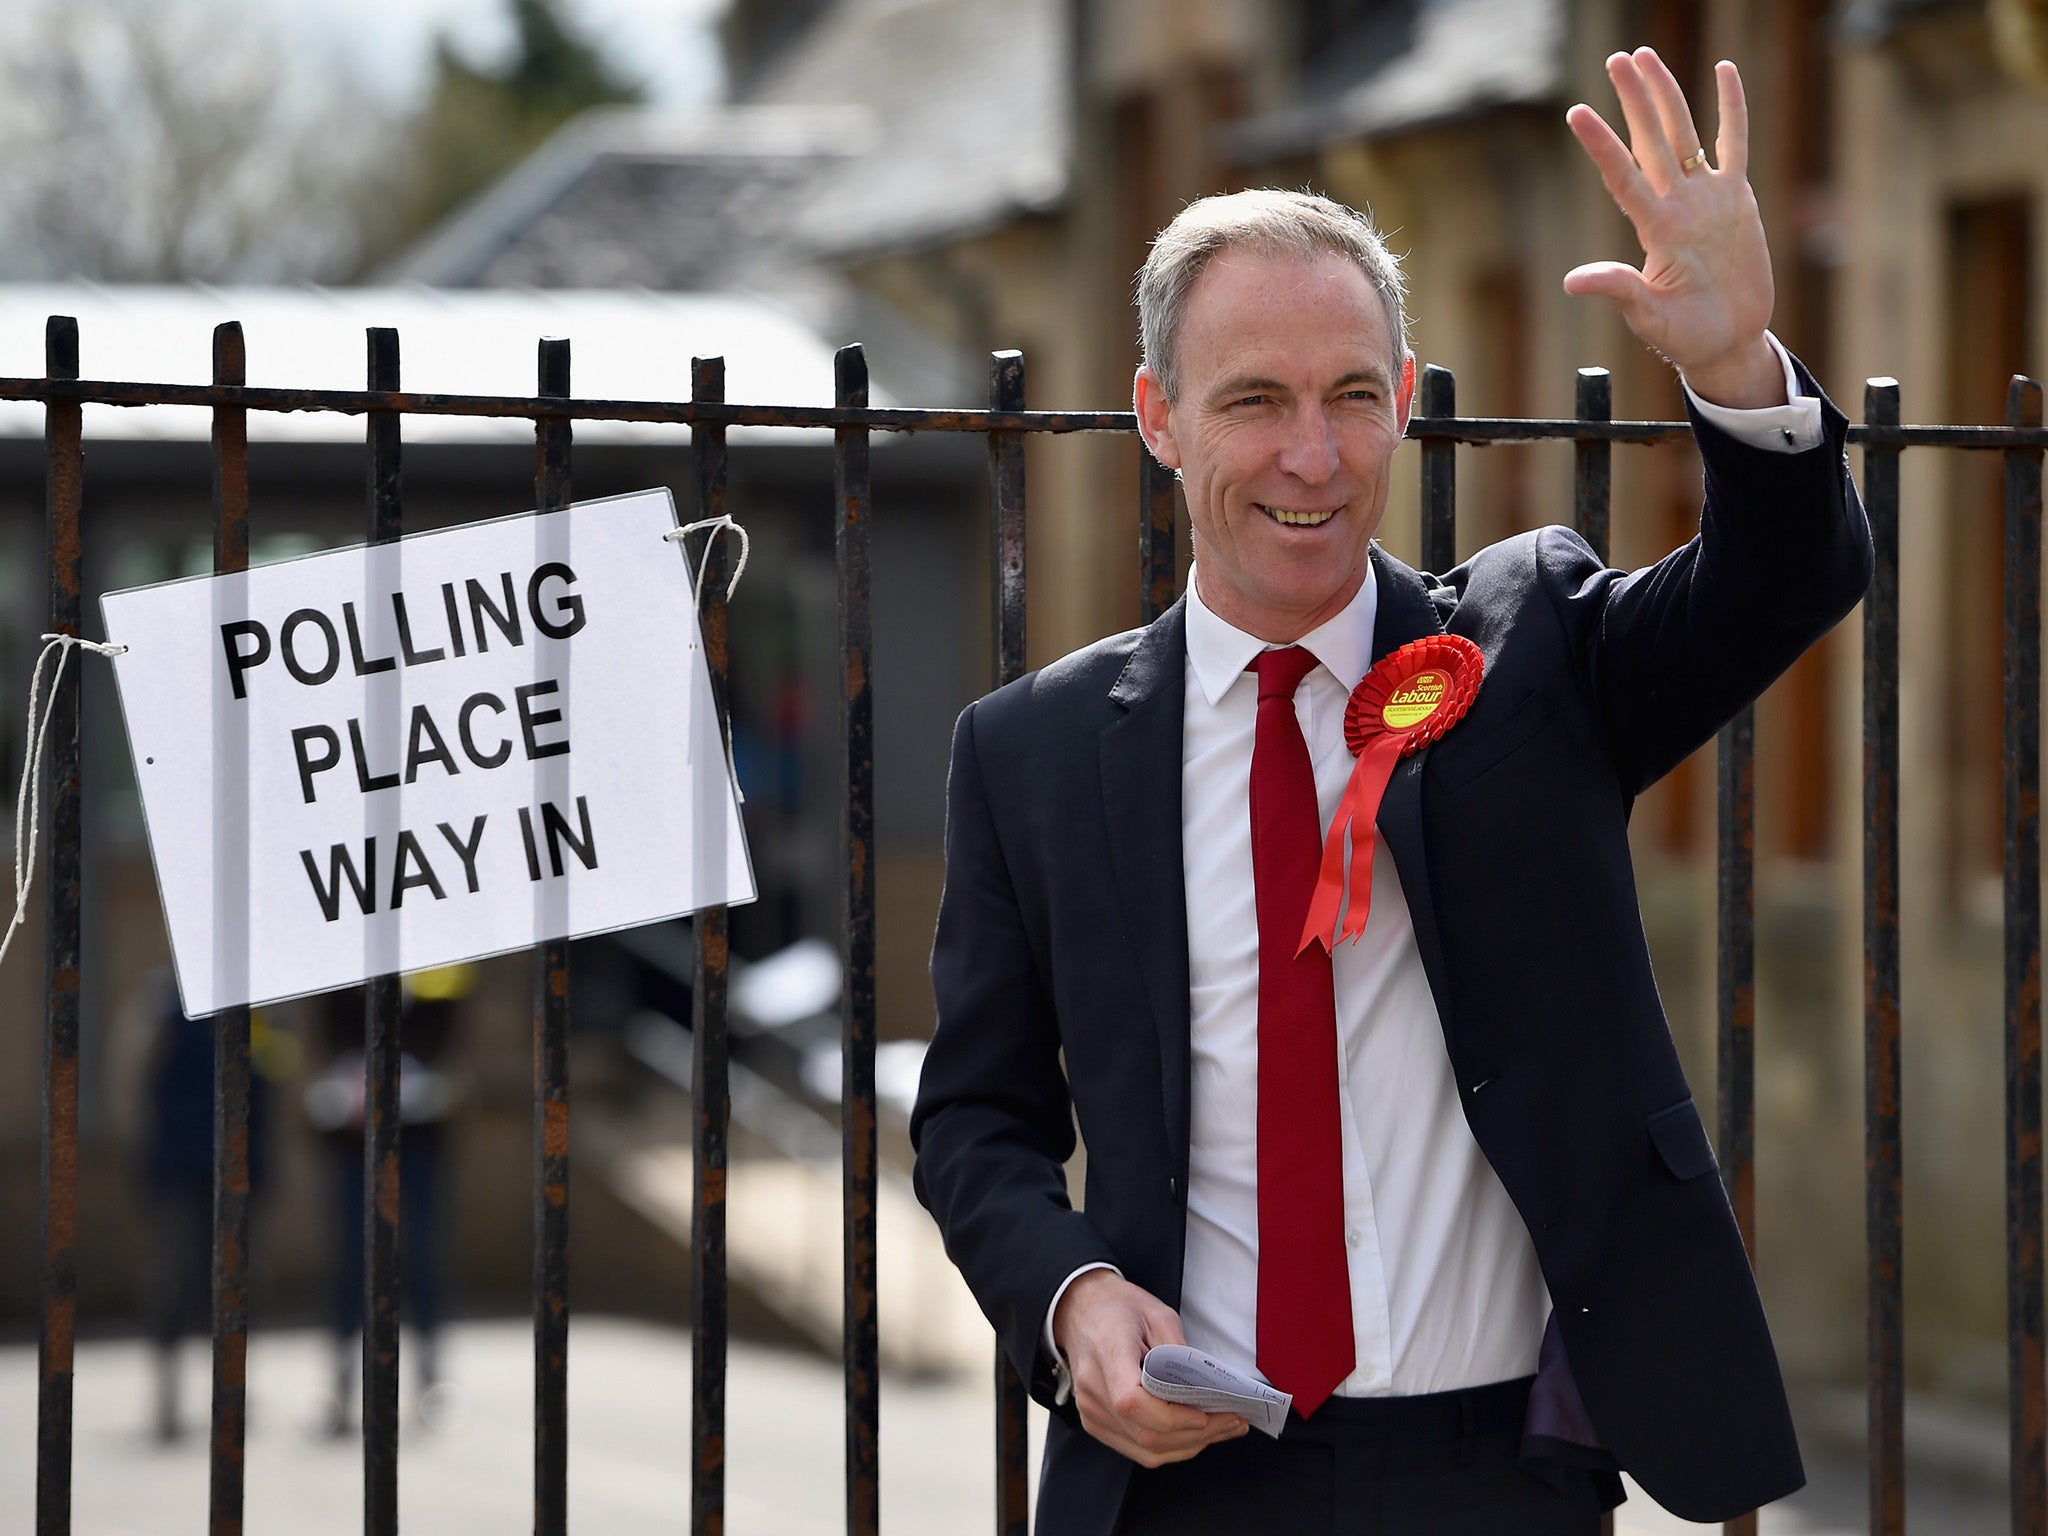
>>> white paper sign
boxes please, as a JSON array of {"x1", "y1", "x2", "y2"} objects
[{"x1": 101, "y1": 488, "x2": 753, "y2": 1016}]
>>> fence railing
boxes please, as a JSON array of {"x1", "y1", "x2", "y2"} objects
[{"x1": 3, "y1": 317, "x2": 2046, "y2": 1536}]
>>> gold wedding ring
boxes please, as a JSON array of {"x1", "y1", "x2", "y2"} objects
[{"x1": 1680, "y1": 149, "x2": 1710, "y2": 174}]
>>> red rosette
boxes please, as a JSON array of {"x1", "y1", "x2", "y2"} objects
[
  {"x1": 1344, "y1": 634, "x2": 1485, "y2": 758},
  {"x1": 1299, "y1": 634, "x2": 1484, "y2": 954}
]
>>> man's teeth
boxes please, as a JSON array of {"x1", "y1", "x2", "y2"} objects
[{"x1": 1262, "y1": 505, "x2": 1337, "y2": 526}]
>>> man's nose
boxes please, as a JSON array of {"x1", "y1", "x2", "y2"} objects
[{"x1": 1275, "y1": 406, "x2": 1340, "y2": 483}]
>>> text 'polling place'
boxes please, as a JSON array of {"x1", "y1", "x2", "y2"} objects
[{"x1": 102, "y1": 488, "x2": 753, "y2": 1017}]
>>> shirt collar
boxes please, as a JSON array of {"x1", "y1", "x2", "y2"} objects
[{"x1": 1184, "y1": 556, "x2": 1380, "y2": 707}]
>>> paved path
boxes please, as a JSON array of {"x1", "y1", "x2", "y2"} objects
[{"x1": 0, "y1": 1318, "x2": 2006, "y2": 1534}]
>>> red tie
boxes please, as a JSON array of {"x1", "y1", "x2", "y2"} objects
[{"x1": 1249, "y1": 647, "x2": 1354, "y2": 1417}]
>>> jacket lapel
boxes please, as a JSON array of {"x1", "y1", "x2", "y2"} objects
[
  {"x1": 1100, "y1": 600, "x2": 1194, "y2": 1188},
  {"x1": 1369, "y1": 545, "x2": 1456, "y2": 1019}
]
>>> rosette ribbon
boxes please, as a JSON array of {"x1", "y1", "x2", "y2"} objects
[{"x1": 1298, "y1": 633, "x2": 1484, "y2": 955}]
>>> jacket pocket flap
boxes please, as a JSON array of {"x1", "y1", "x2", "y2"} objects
[
  {"x1": 1430, "y1": 690, "x2": 1554, "y2": 794},
  {"x1": 1645, "y1": 1097, "x2": 1718, "y2": 1181}
]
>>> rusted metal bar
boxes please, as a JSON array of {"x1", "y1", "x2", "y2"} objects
[
  {"x1": 1851, "y1": 423, "x2": 2048, "y2": 450},
  {"x1": 1569, "y1": 379, "x2": 1609, "y2": 1371},
  {"x1": 1863, "y1": 379, "x2": 1905, "y2": 1536},
  {"x1": 6, "y1": 371, "x2": 2048, "y2": 450},
  {"x1": 690, "y1": 354, "x2": 733, "y2": 1536},
  {"x1": 1710, "y1": 360, "x2": 1762, "y2": 1536},
  {"x1": 208, "y1": 322, "x2": 254, "y2": 1536},
  {"x1": 1139, "y1": 438, "x2": 1177, "y2": 625},
  {"x1": 1408, "y1": 415, "x2": 1689, "y2": 446},
  {"x1": 533, "y1": 336, "x2": 573, "y2": 1536},
  {"x1": 0, "y1": 376, "x2": 1129, "y2": 434},
  {"x1": 1573, "y1": 368, "x2": 1612, "y2": 563},
  {"x1": 836, "y1": 344, "x2": 881, "y2": 1536},
  {"x1": 994, "y1": 1350, "x2": 1029, "y2": 1536},
  {"x1": 989, "y1": 352, "x2": 1027, "y2": 689},
  {"x1": 986, "y1": 351, "x2": 1031, "y2": 1536},
  {"x1": 2007, "y1": 373, "x2": 2046, "y2": 1536},
  {"x1": 362, "y1": 328, "x2": 404, "y2": 1536},
  {"x1": 38, "y1": 315, "x2": 82, "y2": 1536},
  {"x1": 1715, "y1": 700, "x2": 1758, "y2": 1536},
  {"x1": 1418, "y1": 365, "x2": 1456, "y2": 573},
  {"x1": 1583, "y1": 384, "x2": 1613, "y2": 1526}
]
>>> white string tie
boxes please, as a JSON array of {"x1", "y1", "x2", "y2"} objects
[
  {"x1": 663, "y1": 516, "x2": 748, "y2": 804},
  {"x1": 665, "y1": 514, "x2": 750, "y2": 611},
  {"x1": 0, "y1": 634, "x2": 126, "y2": 971}
]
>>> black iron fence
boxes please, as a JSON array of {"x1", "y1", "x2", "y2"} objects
[{"x1": 3, "y1": 315, "x2": 2046, "y2": 1536}]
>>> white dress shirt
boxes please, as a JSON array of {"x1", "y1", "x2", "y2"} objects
[
  {"x1": 1174, "y1": 567, "x2": 1551, "y2": 1394},
  {"x1": 1044, "y1": 337, "x2": 1822, "y2": 1398}
]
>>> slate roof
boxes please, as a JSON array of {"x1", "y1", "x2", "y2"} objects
[
  {"x1": 737, "y1": 0, "x2": 1068, "y2": 260},
  {"x1": 382, "y1": 0, "x2": 1065, "y2": 291},
  {"x1": 378, "y1": 106, "x2": 873, "y2": 292},
  {"x1": 1226, "y1": 0, "x2": 1566, "y2": 161}
]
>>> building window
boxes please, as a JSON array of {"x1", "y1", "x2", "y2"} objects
[{"x1": 1944, "y1": 195, "x2": 2035, "y2": 893}]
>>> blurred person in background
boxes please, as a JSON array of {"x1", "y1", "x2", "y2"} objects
[
  {"x1": 133, "y1": 969, "x2": 289, "y2": 1441},
  {"x1": 305, "y1": 965, "x2": 472, "y2": 1435}
]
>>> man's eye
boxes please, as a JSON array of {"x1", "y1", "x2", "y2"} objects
[{"x1": 1235, "y1": 394, "x2": 1268, "y2": 407}]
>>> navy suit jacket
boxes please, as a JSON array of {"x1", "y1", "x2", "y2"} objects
[{"x1": 911, "y1": 366, "x2": 1873, "y2": 1533}]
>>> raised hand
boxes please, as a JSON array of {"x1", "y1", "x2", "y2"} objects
[{"x1": 1564, "y1": 48, "x2": 1784, "y2": 408}]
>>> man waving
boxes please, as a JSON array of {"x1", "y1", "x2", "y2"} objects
[{"x1": 913, "y1": 49, "x2": 1870, "y2": 1534}]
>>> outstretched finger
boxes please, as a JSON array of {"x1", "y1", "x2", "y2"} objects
[
  {"x1": 1635, "y1": 46, "x2": 1706, "y2": 169},
  {"x1": 1566, "y1": 103, "x2": 1654, "y2": 225},
  {"x1": 1562, "y1": 260, "x2": 1653, "y2": 315},
  {"x1": 1713, "y1": 59, "x2": 1749, "y2": 180},
  {"x1": 1605, "y1": 50, "x2": 1679, "y2": 189}
]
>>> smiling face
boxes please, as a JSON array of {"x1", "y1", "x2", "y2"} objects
[{"x1": 1136, "y1": 247, "x2": 1415, "y2": 642}]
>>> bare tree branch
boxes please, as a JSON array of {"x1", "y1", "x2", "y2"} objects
[{"x1": 0, "y1": 0, "x2": 394, "y2": 282}]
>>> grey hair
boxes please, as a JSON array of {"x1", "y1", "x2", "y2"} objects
[{"x1": 1136, "y1": 189, "x2": 1409, "y2": 401}]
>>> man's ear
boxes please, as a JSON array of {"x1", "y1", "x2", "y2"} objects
[
  {"x1": 1134, "y1": 366, "x2": 1180, "y2": 469},
  {"x1": 1394, "y1": 353, "x2": 1416, "y2": 436}
]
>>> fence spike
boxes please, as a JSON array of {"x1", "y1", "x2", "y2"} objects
[
  {"x1": 691, "y1": 353, "x2": 733, "y2": 1536},
  {"x1": 2005, "y1": 372, "x2": 2046, "y2": 1536}
]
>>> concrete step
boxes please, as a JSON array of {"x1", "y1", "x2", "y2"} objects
[{"x1": 610, "y1": 1145, "x2": 992, "y2": 1378}]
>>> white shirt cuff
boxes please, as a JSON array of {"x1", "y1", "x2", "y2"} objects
[
  {"x1": 1681, "y1": 332, "x2": 1823, "y2": 454},
  {"x1": 1043, "y1": 1262, "x2": 1121, "y2": 1406}
]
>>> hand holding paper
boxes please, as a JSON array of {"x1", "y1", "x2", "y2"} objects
[
  {"x1": 1141, "y1": 1345, "x2": 1293, "y2": 1439},
  {"x1": 1051, "y1": 1269, "x2": 1249, "y2": 1466}
]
